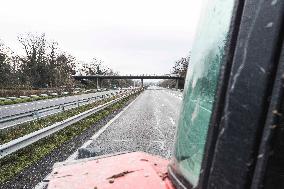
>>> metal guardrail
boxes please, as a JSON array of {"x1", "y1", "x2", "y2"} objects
[
  {"x1": 0, "y1": 89, "x2": 141, "y2": 159},
  {"x1": 0, "y1": 91, "x2": 124, "y2": 129},
  {"x1": 0, "y1": 93, "x2": 125, "y2": 130}
]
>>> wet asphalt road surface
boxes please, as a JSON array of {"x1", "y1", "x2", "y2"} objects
[{"x1": 86, "y1": 87, "x2": 182, "y2": 159}]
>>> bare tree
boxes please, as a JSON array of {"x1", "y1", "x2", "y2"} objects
[
  {"x1": 160, "y1": 55, "x2": 190, "y2": 88},
  {"x1": 17, "y1": 33, "x2": 76, "y2": 89},
  {"x1": 18, "y1": 33, "x2": 48, "y2": 88},
  {"x1": 54, "y1": 53, "x2": 76, "y2": 88},
  {"x1": 172, "y1": 56, "x2": 190, "y2": 77},
  {"x1": 0, "y1": 40, "x2": 21, "y2": 88}
]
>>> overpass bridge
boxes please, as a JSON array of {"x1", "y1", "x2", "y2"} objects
[{"x1": 72, "y1": 75, "x2": 185, "y2": 89}]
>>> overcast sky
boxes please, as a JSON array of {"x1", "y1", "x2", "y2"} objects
[{"x1": 0, "y1": 0, "x2": 204, "y2": 75}]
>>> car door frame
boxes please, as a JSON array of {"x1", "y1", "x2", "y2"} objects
[{"x1": 168, "y1": 0, "x2": 284, "y2": 188}]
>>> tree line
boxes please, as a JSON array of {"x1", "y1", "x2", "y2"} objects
[
  {"x1": 0, "y1": 33, "x2": 133, "y2": 90},
  {"x1": 0, "y1": 33, "x2": 76, "y2": 89},
  {"x1": 79, "y1": 58, "x2": 134, "y2": 88},
  {"x1": 159, "y1": 56, "x2": 190, "y2": 88}
]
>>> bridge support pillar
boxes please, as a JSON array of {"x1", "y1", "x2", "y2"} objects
[
  {"x1": 175, "y1": 79, "x2": 179, "y2": 89},
  {"x1": 141, "y1": 79, "x2": 144, "y2": 88},
  {"x1": 96, "y1": 78, "x2": 100, "y2": 89},
  {"x1": 96, "y1": 78, "x2": 103, "y2": 89}
]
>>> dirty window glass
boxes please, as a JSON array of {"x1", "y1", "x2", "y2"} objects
[{"x1": 174, "y1": 0, "x2": 235, "y2": 186}]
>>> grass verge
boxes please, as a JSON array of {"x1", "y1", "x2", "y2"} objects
[
  {"x1": 0, "y1": 92, "x2": 140, "y2": 183},
  {"x1": 0, "y1": 96, "x2": 53, "y2": 106},
  {"x1": 0, "y1": 89, "x2": 111, "y2": 106}
]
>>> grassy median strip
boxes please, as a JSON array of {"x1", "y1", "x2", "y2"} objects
[
  {"x1": 0, "y1": 95, "x2": 120, "y2": 145},
  {"x1": 0, "y1": 93, "x2": 139, "y2": 183},
  {"x1": 0, "y1": 96, "x2": 53, "y2": 106},
  {"x1": 0, "y1": 90, "x2": 107, "y2": 106}
]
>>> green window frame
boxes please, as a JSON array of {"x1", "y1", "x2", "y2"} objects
[{"x1": 173, "y1": 0, "x2": 236, "y2": 186}]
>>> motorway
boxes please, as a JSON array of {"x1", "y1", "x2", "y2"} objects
[
  {"x1": 0, "y1": 88, "x2": 182, "y2": 188},
  {"x1": 82, "y1": 87, "x2": 182, "y2": 159},
  {"x1": 0, "y1": 90, "x2": 120, "y2": 129}
]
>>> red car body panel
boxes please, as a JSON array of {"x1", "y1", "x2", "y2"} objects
[{"x1": 47, "y1": 152, "x2": 175, "y2": 189}]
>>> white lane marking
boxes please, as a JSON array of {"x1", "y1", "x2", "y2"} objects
[
  {"x1": 5, "y1": 107, "x2": 8, "y2": 109},
  {"x1": 17, "y1": 104, "x2": 21, "y2": 107},
  {"x1": 66, "y1": 93, "x2": 140, "y2": 161},
  {"x1": 49, "y1": 99, "x2": 54, "y2": 102},
  {"x1": 37, "y1": 101, "x2": 41, "y2": 104},
  {"x1": 169, "y1": 117, "x2": 175, "y2": 125},
  {"x1": 24, "y1": 103, "x2": 28, "y2": 106}
]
